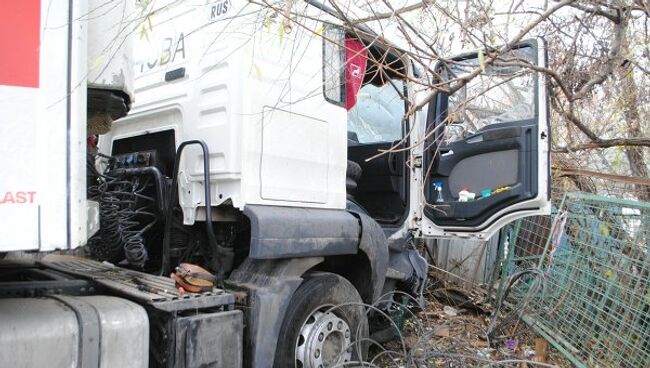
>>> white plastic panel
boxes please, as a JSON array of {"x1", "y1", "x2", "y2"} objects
[
  {"x1": 0, "y1": 1, "x2": 87, "y2": 251},
  {"x1": 87, "y1": 0, "x2": 135, "y2": 101},
  {"x1": 260, "y1": 107, "x2": 329, "y2": 203}
]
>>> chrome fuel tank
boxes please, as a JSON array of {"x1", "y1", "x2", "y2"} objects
[{"x1": 0, "y1": 295, "x2": 149, "y2": 368}]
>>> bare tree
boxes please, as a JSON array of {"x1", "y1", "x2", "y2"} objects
[{"x1": 259, "y1": 0, "x2": 648, "y2": 199}]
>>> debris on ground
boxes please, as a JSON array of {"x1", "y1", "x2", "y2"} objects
[
  {"x1": 372, "y1": 277, "x2": 573, "y2": 367},
  {"x1": 442, "y1": 305, "x2": 458, "y2": 317},
  {"x1": 371, "y1": 190, "x2": 649, "y2": 367}
]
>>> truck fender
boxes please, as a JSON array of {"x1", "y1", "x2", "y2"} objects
[
  {"x1": 244, "y1": 205, "x2": 359, "y2": 259},
  {"x1": 243, "y1": 204, "x2": 389, "y2": 304},
  {"x1": 226, "y1": 256, "x2": 323, "y2": 368},
  {"x1": 348, "y1": 209, "x2": 389, "y2": 303}
]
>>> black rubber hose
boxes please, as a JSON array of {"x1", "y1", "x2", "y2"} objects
[
  {"x1": 161, "y1": 140, "x2": 225, "y2": 285},
  {"x1": 110, "y1": 166, "x2": 166, "y2": 212}
]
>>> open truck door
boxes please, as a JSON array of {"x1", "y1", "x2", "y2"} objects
[{"x1": 416, "y1": 39, "x2": 551, "y2": 239}]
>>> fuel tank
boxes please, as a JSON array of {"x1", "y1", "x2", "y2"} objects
[{"x1": 0, "y1": 295, "x2": 149, "y2": 368}]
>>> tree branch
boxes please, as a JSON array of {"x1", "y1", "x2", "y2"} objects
[
  {"x1": 555, "y1": 166, "x2": 650, "y2": 186},
  {"x1": 353, "y1": 0, "x2": 434, "y2": 24},
  {"x1": 569, "y1": 7, "x2": 628, "y2": 102},
  {"x1": 553, "y1": 137, "x2": 650, "y2": 152},
  {"x1": 568, "y1": 3, "x2": 621, "y2": 23}
]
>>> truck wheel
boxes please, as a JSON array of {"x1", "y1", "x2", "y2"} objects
[{"x1": 273, "y1": 272, "x2": 368, "y2": 368}]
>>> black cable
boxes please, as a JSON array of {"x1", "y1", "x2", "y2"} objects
[
  {"x1": 88, "y1": 160, "x2": 158, "y2": 268},
  {"x1": 161, "y1": 140, "x2": 231, "y2": 286},
  {"x1": 487, "y1": 268, "x2": 546, "y2": 339}
]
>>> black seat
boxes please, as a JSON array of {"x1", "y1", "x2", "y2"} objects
[{"x1": 346, "y1": 160, "x2": 362, "y2": 193}]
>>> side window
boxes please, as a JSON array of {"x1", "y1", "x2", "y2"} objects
[
  {"x1": 444, "y1": 46, "x2": 536, "y2": 144},
  {"x1": 347, "y1": 80, "x2": 405, "y2": 144}
]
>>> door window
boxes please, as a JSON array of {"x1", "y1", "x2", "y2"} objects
[{"x1": 444, "y1": 47, "x2": 536, "y2": 144}]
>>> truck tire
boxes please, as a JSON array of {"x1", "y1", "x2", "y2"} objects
[{"x1": 273, "y1": 272, "x2": 368, "y2": 368}]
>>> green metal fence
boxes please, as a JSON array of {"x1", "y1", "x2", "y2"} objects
[{"x1": 497, "y1": 192, "x2": 650, "y2": 368}]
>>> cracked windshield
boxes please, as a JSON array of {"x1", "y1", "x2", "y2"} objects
[{"x1": 347, "y1": 81, "x2": 405, "y2": 144}]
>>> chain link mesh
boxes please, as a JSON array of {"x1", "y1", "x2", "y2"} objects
[{"x1": 498, "y1": 192, "x2": 650, "y2": 367}]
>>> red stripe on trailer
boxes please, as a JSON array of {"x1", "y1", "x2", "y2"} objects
[{"x1": 0, "y1": 0, "x2": 41, "y2": 88}]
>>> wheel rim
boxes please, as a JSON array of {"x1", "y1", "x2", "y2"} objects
[{"x1": 295, "y1": 308, "x2": 352, "y2": 368}]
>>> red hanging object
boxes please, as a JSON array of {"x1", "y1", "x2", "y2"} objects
[
  {"x1": 345, "y1": 38, "x2": 368, "y2": 110},
  {"x1": 87, "y1": 135, "x2": 98, "y2": 149}
]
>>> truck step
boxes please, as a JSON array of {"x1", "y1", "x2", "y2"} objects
[{"x1": 40, "y1": 255, "x2": 233, "y2": 312}]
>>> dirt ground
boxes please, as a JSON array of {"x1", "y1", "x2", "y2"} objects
[{"x1": 370, "y1": 278, "x2": 574, "y2": 367}]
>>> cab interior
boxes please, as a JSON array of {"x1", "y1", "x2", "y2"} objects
[{"x1": 344, "y1": 39, "x2": 410, "y2": 229}]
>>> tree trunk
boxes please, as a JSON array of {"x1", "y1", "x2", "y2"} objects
[{"x1": 617, "y1": 53, "x2": 650, "y2": 202}]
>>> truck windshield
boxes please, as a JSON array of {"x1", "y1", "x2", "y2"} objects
[{"x1": 347, "y1": 80, "x2": 405, "y2": 144}]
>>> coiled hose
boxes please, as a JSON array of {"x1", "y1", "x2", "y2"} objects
[{"x1": 88, "y1": 171, "x2": 156, "y2": 267}]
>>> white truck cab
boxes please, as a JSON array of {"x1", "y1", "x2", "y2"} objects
[{"x1": 100, "y1": 0, "x2": 550, "y2": 241}]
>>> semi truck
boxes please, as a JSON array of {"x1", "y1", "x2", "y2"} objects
[{"x1": 0, "y1": 1, "x2": 551, "y2": 367}]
